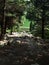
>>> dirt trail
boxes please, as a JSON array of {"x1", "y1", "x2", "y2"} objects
[{"x1": 0, "y1": 32, "x2": 49, "y2": 65}]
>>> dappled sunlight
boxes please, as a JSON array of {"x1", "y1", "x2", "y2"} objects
[{"x1": 0, "y1": 0, "x2": 49, "y2": 65}]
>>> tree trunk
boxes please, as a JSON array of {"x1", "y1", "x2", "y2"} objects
[
  {"x1": 30, "y1": 21, "x2": 32, "y2": 32},
  {"x1": 10, "y1": 18, "x2": 13, "y2": 35},
  {"x1": 42, "y1": 6, "x2": 45, "y2": 39},
  {"x1": 0, "y1": 15, "x2": 6, "y2": 40},
  {"x1": 0, "y1": 0, "x2": 6, "y2": 40}
]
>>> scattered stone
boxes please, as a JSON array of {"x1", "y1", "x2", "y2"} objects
[{"x1": 0, "y1": 40, "x2": 8, "y2": 46}]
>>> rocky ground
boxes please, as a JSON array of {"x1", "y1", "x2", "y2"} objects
[{"x1": 0, "y1": 32, "x2": 49, "y2": 65}]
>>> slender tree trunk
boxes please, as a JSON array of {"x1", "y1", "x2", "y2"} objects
[
  {"x1": 1, "y1": 15, "x2": 6, "y2": 40},
  {"x1": 30, "y1": 21, "x2": 32, "y2": 32},
  {"x1": 10, "y1": 24, "x2": 13, "y2": 35},
  {"x1": 42, "y1": 6, "x2": 45, "y2": 39},
  {"x1": 10, "y1": 18, "x2": 13, "y2": 34},
  {"x1": 0, "y1": 0, "x2": 6, "y2": 40}
]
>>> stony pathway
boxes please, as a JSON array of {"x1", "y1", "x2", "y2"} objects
[{"x1": 0, "y1": 32, "x2": 49, "y2": 65}]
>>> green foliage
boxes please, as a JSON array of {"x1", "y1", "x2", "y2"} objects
[
  {"x1": 4, "y1": 0, "x2": 26, "y2": 33},
  {"x1": 6, "y1": 0, "x2": 26, "y2": 16},
  {"x1": 26, "y1": 0, "x2": 49, "y2": 38}
]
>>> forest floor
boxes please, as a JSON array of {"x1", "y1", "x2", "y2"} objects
[{"x1": 0, "y1": 32, "x2": 49, "y2": 65}]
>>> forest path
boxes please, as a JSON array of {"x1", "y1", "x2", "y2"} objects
[{"x1": 0, "y1": 32, "x2": 49, "y2": 65}]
